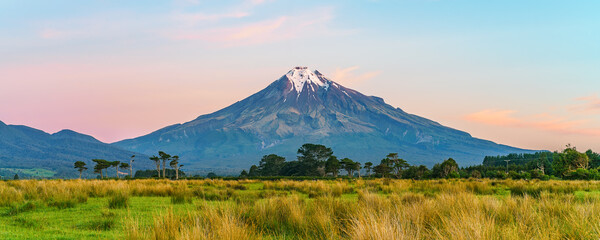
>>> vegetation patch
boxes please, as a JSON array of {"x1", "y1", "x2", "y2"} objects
[
  {"x1": 2, "y1": 179, "x2": 600, "y2": 239},
  {"x1": 3, "y1": 202, "x2": 37, "y2": 216},
  {"x1": 108, "y1": 192, "x2": 129, "y2": 209}
]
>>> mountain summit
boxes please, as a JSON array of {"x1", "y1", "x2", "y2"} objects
[
  {"x1": 286, "y1": 67, "x2": 329, "y2": 93},
  {"x1": 114, "y1": 67, "x2": 534, "y2": 169}
]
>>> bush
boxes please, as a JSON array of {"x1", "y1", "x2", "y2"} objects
[
  {"x1": 509, "y1": 184, "x2": 542, "y2": 197},
  {"x1": 3, "y1": 202, "x2": 36, "y2": 216},
  {"x1": 448, "y1": 172, "x2": 460, "y2": 179},
  {"x1": 48, "y1": 198, "x2": 77, "y2": 209},
  {"x1": 108, "y1": 192, "x2": 129, "y2": 209},
  {"x1": 530, "y1": 170, "x2": 544, "y2": 179},
  {"x1": 171, "y1": 191, "x2": 193, "y2": 204},
  {"x1": 79, "y1": 211, "x2": 115, "y2": 231},
  {"x1": 193, "y1": 188, "x2": 231, "y2": 201}
]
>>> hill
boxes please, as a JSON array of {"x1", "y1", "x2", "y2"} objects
[{"x1": 0, "y1": 120, "x2": 147, "y2": 178}]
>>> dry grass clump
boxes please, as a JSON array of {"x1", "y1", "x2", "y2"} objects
[
  {"x1": 127, "y1": 207, "x2": 262, "y2": 240},
  {"x1": 171, "y1": 187, "x2": 193, "y2": 204},
  {"x1": 108, "y1": 192, "x2": 129, "y2": 209},
  {"x1": 263, "y1": 179, "x2": 355, "y2": 198}
]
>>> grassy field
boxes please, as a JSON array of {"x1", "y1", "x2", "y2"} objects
[
  {"x1": 2, "y1": 179, "x2": 600, "y2": 239},
  {"x1": 0, "y1": 168, "x2": 56, "y2": 179}
]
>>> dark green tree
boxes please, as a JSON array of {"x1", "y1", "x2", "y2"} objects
[
  {"x1": 134, "y1": 169, "x2": 184, "y2": 178},
  {"x1": 149, "y1": 156, "x2": 161, "y2": 178},
  {"x1": 297, "y1": 143, "x2": 333, "y2": 176},
  {"x1": 110, "y1": 161, "x2": 120, "y2": 178},
  {"x1": 385, "y1": 153, "x2": 409, "y2": 178},
  {"x1": 13, "y1": 174, "x2": 19, "y2": 180},
  {"x1": 74, "y1": 161, "x2": 87, "y2": 179},
  {"x1": 206, "y1": 172, "x2": 217, "y2": 178},
  {"x1": 258, "y1": 154, "x2": 286, "y2": 176},
  {"x1": 92, "y1": 159, "x2": 110, "y2": 179},
  {"x1": 405, "y1": 165, "x2": 429, "y2": 179},
  {"x1": 129, "y1": 155, "x2": 135, "y2": 178},
  {"x1": 240, "y1": 170, "x2": 249, "y2": 178},
  {"x1": 325, "y1": 156, "x2": 340, "y2": 177},
  {"x1": 278, "y1": 161, "x2": 302, "y2": 176},
  {"x1": 170, "y1": 156, "x2": 182, "y2": 180},
  {"x1": 553, "y1": 145, "x2": 589, "y2": 177},
  {"x1": 439, "y1": 158, "x2": 459, "y2": 178},
  {"x1": 353, "y1": 161, "x2": 361, "y2": 177},
  {"x1": 373, "y1": 158, "x2": 393, "y2": 178},
  {"x1": 248, "y1": 165, "x2": 259, "y2": 177},
  {"x1": 119, "y1": 162, "x2": 130, "y2": 178},
  {"x1": 364, "y1": 162, "x2": 373, "y2": 177},
  {"x1": 471, "y1": 169, "x2": 482, "y2": 178},
  {"x1": 564, "y1": 146, "x2": 589, "y2": 169},
  {"x1": 586, "y1": 149, "x2": 600, "y2": 168},
  {"x1": 341, "y1": 158, "x2": 361, "y2": 177},
  {"x1": 158, "y1": 151, "x2": 172, "y2": 179}
]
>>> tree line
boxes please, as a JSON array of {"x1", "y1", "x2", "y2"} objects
[
  {"x1": 74, "y1": 143, "x2": 599, "y2": 180},
  {"x1": 74, "y1": 152, "x2": 184, "y2": 180},
  {"x1": 239, "y1": 143, "x2": 459, "y2": 179},
  {"x1": 74, "y1": 156, "x2": 133, "y2": 179},
  {"x1": 241, "y1": 143, "x2": 600, "y2": 180}
]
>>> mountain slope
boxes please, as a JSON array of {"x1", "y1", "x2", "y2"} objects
[
  {"x1": 114, "y1": 67, "x2": 536, "y2": 168},
  {"x1": 0, "y1": 121, "x2": 146, "y2": 178}
]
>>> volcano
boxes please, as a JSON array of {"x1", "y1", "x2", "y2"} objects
[{"x1": 113, "y1": 67, "x2": 534, "y2": 169}]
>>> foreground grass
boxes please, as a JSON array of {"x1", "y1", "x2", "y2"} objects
[{"x1": 1, "y1": 179, "x2": 600, "y2": 239}]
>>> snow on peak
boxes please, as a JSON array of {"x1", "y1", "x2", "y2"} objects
[{"x1": 286, "y1": 67, "x2": 329, "y2": 93}]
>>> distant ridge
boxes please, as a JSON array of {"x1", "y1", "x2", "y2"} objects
[
  {"x1": 0, "y1": 122, "x2": 147, "y2": 178},
  {"x1": 114, "y1": 67, "x2": 537, "y2": 169}
]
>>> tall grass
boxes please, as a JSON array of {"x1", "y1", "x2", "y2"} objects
[
  {"x1": 108, "y1": 192, "x2": 129, "y2": 209},
  {"x1": 3, "y1": 179, "x2": 600, "y2": 239}
]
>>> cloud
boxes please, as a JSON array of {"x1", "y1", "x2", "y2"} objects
[
  {"x1": 173, "y1": 11, "x2": 250, "y2": 25},
  {"x1": 247, "y1": 0, "x2": 271, "y2": 5},
  {"x1": 170, "y1": 6, "x2": 339, "y2": 46},
  {"x1": 35, "y1": 11, "x2": 158, "y2": 41},
  {"x1": 331, "y1": 66, "x2": 381, "y2": 84},
  {"x1": 171, "y1": 0, "x2": 273, "y2": 26},
  {"x1": 39, "y1": 28, "x2": 68, "y2": 39},
  {"x1": 570, "y1": 95, "x2": 600, "y2": 114},
  {"x1": 465, "y1": 109, "x2": 600, "y2": 137}
]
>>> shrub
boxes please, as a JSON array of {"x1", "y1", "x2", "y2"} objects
[
  {"x1": 465, "y1": 181, "x2": 494, "y2": 195},
  {"x1": 80, "y1": 218, "x2": 115, "y2": 231},
  {"x1": 13, "y1": 217, "x2": 39, "y2": 228},
  {"x1": 400, "y1": 192, "x2": 426, "y2": 204},
  {"x1": 171, "y1": 191, "x2": 192, "y2": 204},
  {"x1": 3, "y1": 201, "x2": 37, "y2": 216},
  {"x1": 48, "y1": 198, "x2": 77, "y2": 209},
  {"x1": 509, "y1": 184, "x2": 542, "y2": 197},
  {"x1": 108, "y1": 192, "x2": 129, "y2": 209}
]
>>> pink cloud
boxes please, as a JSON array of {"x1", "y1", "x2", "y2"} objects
[
  {"x1": 464, "y1": 109, "x2": 600, "y2": 137},
  {"x1": 331, "y1": 66, "x2": 381, "y2": 84},
  {"x1": 171, "y1": 7, "x2": 337, "y2": 46},
  {"x1": 570, "y1": 95, "x2": 600, "y2": 114},
  {"x1": 247, "y1": 0, "x2": 271, "y2": 5},
  {"x1": 173, "y1": 11, "x2": 250, "y2": 25},
  {"x1": 40, "y1": 28, "x2": 69, "y2": 39}
]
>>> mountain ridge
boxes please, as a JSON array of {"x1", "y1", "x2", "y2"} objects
[
  {"x1": 0, "y1": 122, "x2": 149, "y2": 178},
  {"x1": 114, "y1": 67, "x2": 537, "y2": 169}
]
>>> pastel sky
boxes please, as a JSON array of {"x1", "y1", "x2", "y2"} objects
[{"x1": 1, "y1": 0, "x2": 599, "y2": 152}]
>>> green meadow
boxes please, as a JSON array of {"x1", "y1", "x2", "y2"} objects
[{"x1": 2, "y1": 179, "x2": 600, "y2": 239}]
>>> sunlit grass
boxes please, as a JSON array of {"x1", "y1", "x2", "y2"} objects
[{"x1": 1, "y1": 179, "x2": 600, "y2": 239}]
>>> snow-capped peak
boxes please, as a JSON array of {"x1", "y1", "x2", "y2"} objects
[{"x1": 286, "y1": 67, "x2": 329, "y2": 93}]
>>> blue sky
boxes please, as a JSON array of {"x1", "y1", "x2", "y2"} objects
[{"x1": 0, "y1": 0, "x2": 599, "y2": 151}]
